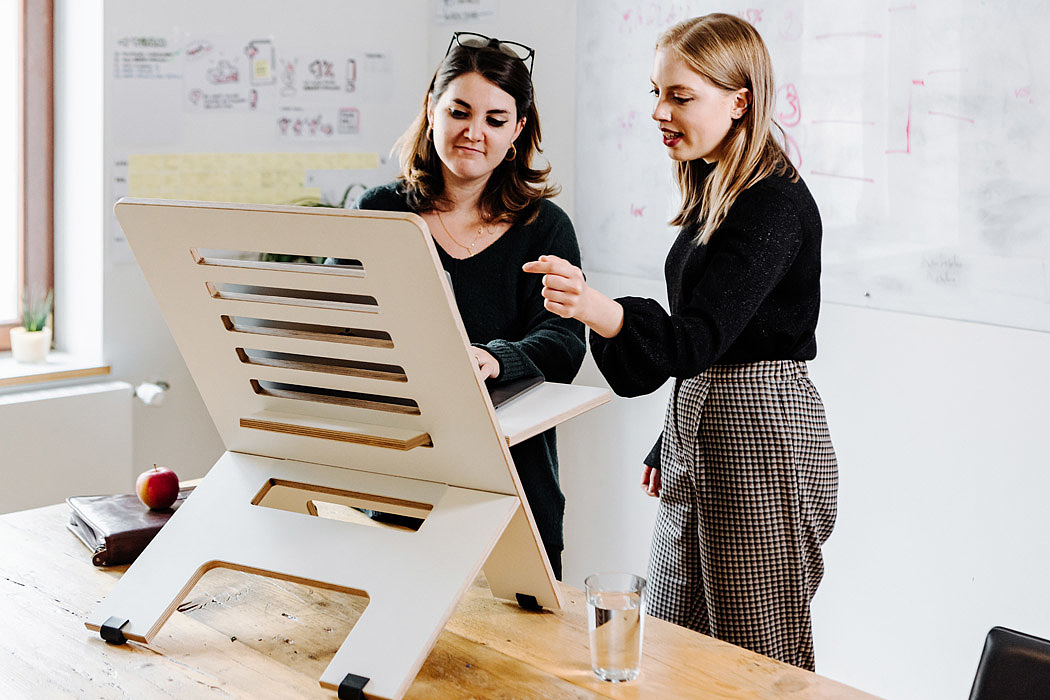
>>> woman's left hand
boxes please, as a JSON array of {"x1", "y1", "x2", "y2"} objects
[
  {"x1": 471, "y1": 346, "x2": 500, "y2": 380},
  {"x1": 641, "y1": 465, "x2": 662, "y2": 497}
]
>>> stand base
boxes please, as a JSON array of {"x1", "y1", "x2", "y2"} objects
[{"x1": 87, "y1": 451, "x2": 522, "y2": 700}]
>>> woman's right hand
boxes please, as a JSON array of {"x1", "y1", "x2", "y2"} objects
[
  {"x1": 641, "y1": 465, "x2": 661, "y2": 497},
  {"x1": 522, "y1": 255, "x2": 625, "y2": 338}
]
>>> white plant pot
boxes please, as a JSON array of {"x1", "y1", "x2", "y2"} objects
[{"x1": 9, "y1": 327, "x2": 52, "y2": 363}]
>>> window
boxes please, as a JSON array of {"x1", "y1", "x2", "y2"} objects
[
  {"x1": 2, "y1": 2, "x2": 19, "y2": 323},
  {"x1": 1, "y1": 0, "x2": 53, "y2": 351}
]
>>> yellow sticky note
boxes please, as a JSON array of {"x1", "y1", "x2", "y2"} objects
[{"x1": 127, "y1": 152, "x2": 378, "y2": 204}]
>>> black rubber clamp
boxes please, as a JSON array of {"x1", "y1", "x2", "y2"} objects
[
  {"x1": 515, "y1": 593, "x2": 543, "y2": 611},
  {"x1": 337, "y1": 672, "x2": 370, "y2": 700},
  {"x1": 100, "y1": 616, "x2": 130, "y2": 645}
]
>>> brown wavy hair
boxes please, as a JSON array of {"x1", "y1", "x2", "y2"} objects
[
  {"x1": 394, "y1": 43, "x2": 559, "y2": 225},
  {"x1": 659, "y1": 14, "x2": 797, "y2": 243}
]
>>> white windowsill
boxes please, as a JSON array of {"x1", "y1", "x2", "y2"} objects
[{"x1": 0, "y1": 352, "x2": 111, "y2": 389}]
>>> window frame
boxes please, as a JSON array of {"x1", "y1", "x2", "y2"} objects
[{"x1": 2, "y1": 0, "x2": 54, "y2": 351}]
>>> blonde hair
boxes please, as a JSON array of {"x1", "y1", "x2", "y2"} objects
[{"x1": 658, "y1": 13, "x2": 796, "y2": 244}]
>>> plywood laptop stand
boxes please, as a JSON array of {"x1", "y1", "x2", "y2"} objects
[{"x1": 89, "y1": 199, "x2": 610, "y2": 700}]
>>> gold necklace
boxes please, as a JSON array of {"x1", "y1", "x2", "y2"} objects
[{"x1": 435, "y1": 210, "x2": 488, "y2": 256}]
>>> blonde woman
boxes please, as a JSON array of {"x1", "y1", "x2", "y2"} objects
[{"x1": 525, "y1": 14, "x2": 837, "y2": 668}]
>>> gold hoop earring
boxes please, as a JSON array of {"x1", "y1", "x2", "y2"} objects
[{"x1": 505, "y1": 143, "x2": 517, "y2": 161}]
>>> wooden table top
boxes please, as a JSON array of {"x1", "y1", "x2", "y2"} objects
[{"x1": 0, "y1": 503, "x2": 880, "y2": 699}]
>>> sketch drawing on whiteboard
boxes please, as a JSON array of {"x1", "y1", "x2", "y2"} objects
[
  {"x1": 346, "y1": 58, "x2": 357, "y2": 92},
  {"x1": 245, "y1": 39, "x2": 275, "y2": 86},
  {"x1": 279, "y1": 58, "x2": 297, "y2": 97},
  {"x1": 206, "y1": 59, "x2": 239, "y2": 85}
]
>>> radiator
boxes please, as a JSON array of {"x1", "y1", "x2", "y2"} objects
[{"x1": 0, "y1": 381, "x2": 134, "y2": 513}]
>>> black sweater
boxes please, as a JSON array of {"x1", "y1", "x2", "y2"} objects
[
  {"x1": 589, "y1": 166, "x2": 823, "y2": 469},
  {"x1": 353, "y1": 182, "x2": 586, "y2": 571}
]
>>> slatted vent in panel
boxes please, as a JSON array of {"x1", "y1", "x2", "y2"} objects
[
  {"x1": 220, "y1": 316, "x2": 394, "y2": 349},
  {"x1": 192, "y1": 248, "x2": 365, "y2": 277},
  {"x1": 206, "y1": 282, "x2": 379, "y2": 313},
  {"x1": 197, "y1": 248, "x2": 432, "y2": 451},
  {"x1": 235, "y1": 348, "x2": 407, "y2": 382}
]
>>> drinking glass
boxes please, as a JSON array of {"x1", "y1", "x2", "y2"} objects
[{"x1": 584, "y1": 572, "x2": 646, "y2": 682}]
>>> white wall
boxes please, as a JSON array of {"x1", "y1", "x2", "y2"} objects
[
  {"x1": 809, "y1": 304, "x2": 1050, "y2": 700},
  {"x1": 559, "y1": 271, "x2": 667, "y2": 583},
  {"x1": 562, "y1": 282, "x2": 1050, "y2": 700},
  {"x1": 0, "y1": 381, "x2": 134, "y2": 513}
]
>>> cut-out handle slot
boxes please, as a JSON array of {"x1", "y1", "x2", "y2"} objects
[
  {"x1": 251, "y1": 379, "x2": 420, "y2": 415},
  {"x1": 240, "y1": 410, "x2": 431, "y2": 450},
  {"x1": 253, "y1": 478, "x2": 432, "y2": 531},
  {"x1": 236, "y1": 348, "x2": 407, "y2": 382},
  {"x1": 207, "y1": 282, "x2": 378, "y2": 313},
  {"x1": 307, "y1": 501, "x2": 425, "y2": 532},
  {"x1": 192, "y1": 248, "x2": 365, "y2": 276},
  {"x1": 221, "y1": 315, "x2": 394, "y2": 349}
]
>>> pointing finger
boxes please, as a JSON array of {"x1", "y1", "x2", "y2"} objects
[{"x1": 523, "y1": 255, "x2": 571, "y2": 275}]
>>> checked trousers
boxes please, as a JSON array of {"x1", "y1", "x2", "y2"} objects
[{"x1": 647, "y1": 360, "x2": 838, "y2": 671}]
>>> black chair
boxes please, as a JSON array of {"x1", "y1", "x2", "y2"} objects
[{"x1": 969, "y1": 626, "x2": 1050, "y2": 700}]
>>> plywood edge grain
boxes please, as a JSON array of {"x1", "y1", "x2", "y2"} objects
[
  {"x1": 240, "y1": 410, "x2": 432, "y2": 450},
  {"x1": 497, "y1": 384, "x2": 612, "y2": 446}
]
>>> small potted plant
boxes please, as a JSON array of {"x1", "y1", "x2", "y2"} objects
[{"x1": 10, "y1": 287, "x2": 53, "y2": 363}]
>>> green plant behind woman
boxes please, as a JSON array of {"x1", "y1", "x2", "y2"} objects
[{"x1": 260, "y1": 183, "x2": 364, "y2": 264}]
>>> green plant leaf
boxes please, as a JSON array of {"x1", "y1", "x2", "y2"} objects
[{"x1": 22, "y1": 287, "x2": 53, "y2": 332}]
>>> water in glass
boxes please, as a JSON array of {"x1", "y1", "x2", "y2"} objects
[{"x1": 587, "y1": 588, "x2": 644, "y2": 682}]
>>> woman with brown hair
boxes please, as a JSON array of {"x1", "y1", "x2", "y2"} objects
[
  {"x1": 526, "y1": 14, "x2": 837, "y2": 668},
  {"x1": 344, "y1": 33, "x2": 584, "y2": 579}
]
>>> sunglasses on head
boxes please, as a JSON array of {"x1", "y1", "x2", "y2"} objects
[{"x1": 445, "y1": 31, "x2": 535, "y2": 75}]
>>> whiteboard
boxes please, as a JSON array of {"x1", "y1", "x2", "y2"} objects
[
  {"x1": 103, "y1": 0, "x2": 432, "y2": 262},
  {"x1": 576, "y1": 0, "x2": 1050, "y2": 332}
]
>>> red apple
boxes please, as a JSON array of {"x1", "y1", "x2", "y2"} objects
[{"x1": 136, "y1": 464, "x2": 180, "y2": 510}]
